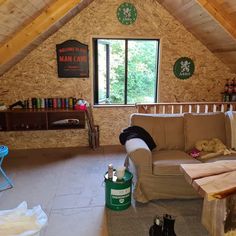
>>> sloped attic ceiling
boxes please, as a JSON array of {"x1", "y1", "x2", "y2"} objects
[
  {"x1": 0, "y1": 0, "x2": 236, "y2": 76},
  {"x1": 156, "y1": 0, "x2": 236, "y2": 73},
  {"x1": 0, "y1": 0, "x2": 94, "y2": 76}
]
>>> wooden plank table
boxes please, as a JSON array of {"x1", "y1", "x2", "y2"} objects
[{"x1": 180, "y1": 160, "x2": 236, "y2": 236}]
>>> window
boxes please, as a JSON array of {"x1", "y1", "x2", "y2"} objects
[{"x1": 93, "y1": 38, "x2": 160, "y2": 105}]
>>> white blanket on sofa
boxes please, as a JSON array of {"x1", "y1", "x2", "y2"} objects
[{"x1": 226, "y1": 111, "x2": 236, "y2": 149}]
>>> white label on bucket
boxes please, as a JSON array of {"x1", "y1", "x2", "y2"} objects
[{"x1": 111, "y1": 187, "x2": 130, "y2": 196}]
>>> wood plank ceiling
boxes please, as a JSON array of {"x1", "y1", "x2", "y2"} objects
[
  {"x1": 156, "y1": 0, "x2": 236, "y2": 73},
  {"x1": 0, "y1": 0, "x2": 235, "y2": 75},
  {"x1": 0, "y1": 0, "x2": 94, "y2": 76}
]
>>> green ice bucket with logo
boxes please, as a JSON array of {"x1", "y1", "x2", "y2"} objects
[{"x1": 104, "y1": 170, "x2": 133, "y2": 211}]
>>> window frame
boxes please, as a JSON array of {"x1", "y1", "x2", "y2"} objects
[{"x1": 93, "y1": 37, "x2": 160, "y2": 105}]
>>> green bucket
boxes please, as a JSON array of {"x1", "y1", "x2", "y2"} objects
[{"x1": 104, "y1": 170, "x2": 133, "y2": 211}]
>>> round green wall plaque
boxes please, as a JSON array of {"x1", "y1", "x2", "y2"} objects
[
  {"x1": 173, "y1": 57, "x2": 195, "y2": 80},
  {"x1": 117, "y1": 2, "x2": 137, "y2": 25}
]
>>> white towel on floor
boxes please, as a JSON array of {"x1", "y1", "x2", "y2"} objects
[
  {"x1": 226, "y1": 111, "x2": 236, "y2": 149},
  {"x1": 0, "y1": 202, "x2": 47, "y2": 236}
]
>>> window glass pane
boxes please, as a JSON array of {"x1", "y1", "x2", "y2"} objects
[
  {"x1": 127, "y1": 40, "x2": 158, "y2": 104},
  {"x1": 97, "y1": 41, "x2": 107, "y2": 103},
  {"x1": 97, "y1": 39, "x2": 125, "y2": 104},
  {"x1": 95, "y1": 38, "x2": 159, "y2": 105}
]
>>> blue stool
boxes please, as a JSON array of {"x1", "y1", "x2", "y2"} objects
[{"x1": 0, "y1": 146, "x2": 13, "y2": 191}]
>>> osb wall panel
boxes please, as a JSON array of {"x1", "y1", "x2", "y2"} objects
[
  {"x1": 0, "y1": 0, "x2": 235, "y2": 149},
  {"x1": 93, "y1": 107, "x2": 136, "y2": 145},
  {"x1": 0, "y1": 129, "x2": 88, "y2": 149}
]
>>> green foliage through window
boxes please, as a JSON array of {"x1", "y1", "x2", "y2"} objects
[{"x1": 94, "y1": 38, "x2": 159, "y2": 105}]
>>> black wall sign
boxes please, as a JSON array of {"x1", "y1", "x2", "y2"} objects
[{"x1": 56, "y1": 40, "x2": 89, "y2": 78}]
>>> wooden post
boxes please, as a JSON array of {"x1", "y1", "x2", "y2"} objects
[
  {"x1": 202, "y1": 195, "x2": 236, "y2": 236},
  {"x1": 85, "y1": 106, "x2": 99, "y2": 150}
]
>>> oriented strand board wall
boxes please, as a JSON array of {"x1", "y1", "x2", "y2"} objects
[{"x1": 0, "y1": 0, "x2": 235, "y2": 149}]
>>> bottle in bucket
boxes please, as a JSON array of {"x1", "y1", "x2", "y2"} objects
[{"x1": 108, "y1": 164, "x2": 113, "y2": 179}]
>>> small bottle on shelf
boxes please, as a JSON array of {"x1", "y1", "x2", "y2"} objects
[
  {"x1": 57, "y1": 98, "x2": 62, "y2": 109},
  {"x1": 228, "y1": 80, "x2": 233, "y2": 94},
  {"x1": 65, "y1": 98, "x2": 69, "y2": 109},
  {"x1": 44, "y1": 98, "x2": 48, "y2": 109},
  {"x1": 48, "y1": 98, "x2": 53, "y2": 109},
  {"x1": 232, "y1": 79, "x2": 236, "y2": 102},
  {"x1": 53, "y1": 98, "x2": 57, "y2": 109},
  {"x1": 41, "y1": 98, "x2": 45, "y2": 109},
  {"x1": 69, "y1": 97, "x2": 74, "y2": 109},
  {"x1": 233, "y1": 79, "x2": 236, "y2": 93},
  {"x1": 32, "y1": 98, "x2": 37, "y2": 109},
  {"x1": 224, "y1": 79, "x2": 229, "y2": 93},
  {"x1": 223, "y1": 79, "x2": 231, "y2": 102},
  {"x1": 28, "y1": 98, "x2": 32, "y2": 109},
  {"x1": 61, "y1": 98, "x2": 65, "y2": 109},
  {"x1": 36, "y1": 98, "x2": 41, "y2": 109}
]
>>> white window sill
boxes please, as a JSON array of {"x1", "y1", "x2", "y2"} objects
[{"x1": 93, "y1": 104, "x2": 136, "y2": 108}]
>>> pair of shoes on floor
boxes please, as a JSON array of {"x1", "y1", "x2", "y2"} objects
[{"x1": 149, "y1": 214, "x2": 177, "y2": 236}]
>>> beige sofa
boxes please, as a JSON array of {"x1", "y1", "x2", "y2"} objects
[{"x1": 125, "y1": 112, "x2": 236, "y2": 203}]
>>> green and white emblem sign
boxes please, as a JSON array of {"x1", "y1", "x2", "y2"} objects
[
  {"x1": 173, "y1": 57, "x2": 195, "y2": 80},
  {"x1": 117, "y1": 2, "x2": 137, "y2": 25}
]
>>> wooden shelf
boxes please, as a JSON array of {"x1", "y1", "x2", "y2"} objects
[{"x1": 0, "y1": 109, "x2": 85, "y2": 131}]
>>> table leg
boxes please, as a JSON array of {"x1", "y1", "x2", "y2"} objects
[{"x1": 202, "y1": 195, "x2": 236, "y2": 236}]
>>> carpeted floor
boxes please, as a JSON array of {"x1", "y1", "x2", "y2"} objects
[{"x1": 107, "y1": 198, "x2": 209, "y2": 236}]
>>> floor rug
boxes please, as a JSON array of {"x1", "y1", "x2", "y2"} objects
[{"x1": 107, "y1": 198, "x2": 209, "y2": 236}]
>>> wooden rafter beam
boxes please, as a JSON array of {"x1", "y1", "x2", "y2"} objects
[
  {"x1": 0, "y1": 0, "x2": 84, "y2": 66},
  {"x1": 0, "y1": 0, "x2": 7, "y2": 6},
  {"x1": 196, "y1": 0, "x2": 236, "y2": 40}
]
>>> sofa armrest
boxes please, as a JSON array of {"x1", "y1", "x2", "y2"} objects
[{"x1": 125, "y1": 138, "x2": 152, "y2": 174}]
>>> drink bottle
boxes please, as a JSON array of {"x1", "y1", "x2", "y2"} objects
[
  {"x1": 108, "y1": 164, "x2": 113, "y2": 179},
  {"x1": 162, "y1": 214, "x2": 176, "y2": 236},
  {"x1": 149, "y1": 216, "x2": 163, "y2": 236},
  {"x1": 224, "y1": 79, "x2": 229, "y2": 93}
]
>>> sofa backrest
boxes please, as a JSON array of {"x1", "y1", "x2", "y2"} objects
[
  {"x1": 130, "y1": 112, "x2": 228, "y2": 151},
  {"x1": 130, "y1": 113, "x2": 185, "y2": 150},
  {"x1": 183, "y1": 112, "x2": 226, "y2": 151}
]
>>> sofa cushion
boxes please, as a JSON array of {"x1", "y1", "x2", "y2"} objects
[
  {"x1": 130, "y1": 113, "x2": 184, "y2": 150},
  {"x1": 184, "y1": 112, "x2": 226, "y2": 151},
  {"x1": 152, "y1": 150, "x2": 200, "y2": 176}
]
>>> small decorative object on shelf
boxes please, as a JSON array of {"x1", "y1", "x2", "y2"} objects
[
  {"x1": 9, "y1": 100, "x2": 25, "y2": 110},
  {"x1": 222, "y1": 79, "x2": 236, "y2": 102},
  {"x1": 74, "y1": 99, "x2": 87, "y2": 111},
  {"x1": 0, "y1": 102, "x2": 7, "y2": 111}
]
